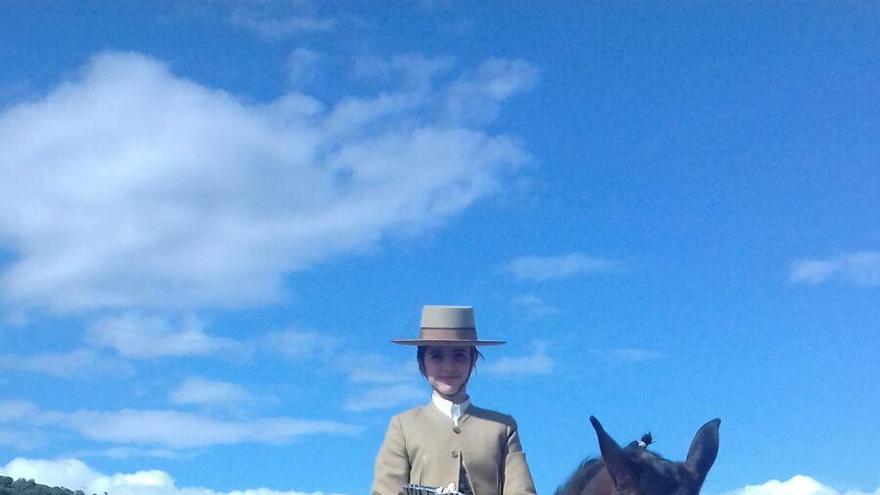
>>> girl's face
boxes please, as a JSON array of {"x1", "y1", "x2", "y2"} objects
[{"x1": 422, "y1": 345, "x2": 473, "y2": 399}]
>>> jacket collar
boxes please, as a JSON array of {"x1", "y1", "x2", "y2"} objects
[{"x1": 430, "y1": 391, "x2": 471, "y2": 425}]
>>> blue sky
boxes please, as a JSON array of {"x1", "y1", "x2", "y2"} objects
[{"x1": 0, "y1": 3, "x2": 878, "y2": 495}]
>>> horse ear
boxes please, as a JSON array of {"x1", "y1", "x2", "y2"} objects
[
  {"x1": 684, "y1": 418, "x2": 721, "y2": 485},
  {"x1": 590, "y1": 416, "x2": 638, "y2": 488}
]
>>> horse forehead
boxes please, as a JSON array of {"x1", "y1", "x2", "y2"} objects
[
  {"x1": 657, "y1": 461, "x2": 685, "y2": 478},
  {"x1": 638, "y1": 454, "x2": 686, "y2": 479},
  {"x1": 633, "y1": 449, "x2": 666, "y2": 464}
]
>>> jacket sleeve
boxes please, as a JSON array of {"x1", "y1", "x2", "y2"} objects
[
  {"x1": 502, "y1": 419, "x2": 537, "y2": 495},
  {"x1": 372, "y1": 415, "x2": 410, "y2": 495}
]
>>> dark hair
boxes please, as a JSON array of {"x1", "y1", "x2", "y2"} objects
[{"x1": 416, "y1": 346, "x2": 483, "y2": 377}]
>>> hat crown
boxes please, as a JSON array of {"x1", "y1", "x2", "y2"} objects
[
  {"x1": 420, "y1": 305, "x2": 475, "y2": 329},
  {"x1": 391, "y1": 305, "x2": 505, "y2": 346}
]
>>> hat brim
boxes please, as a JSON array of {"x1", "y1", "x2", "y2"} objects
[{"x1": 391, "y1": 339, "x2": 505, "y2": 346}]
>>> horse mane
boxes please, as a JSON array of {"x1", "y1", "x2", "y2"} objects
[
  {"x1": 554, "y1": 457, "x2": 605, "y2": 495},
  {"x1": 554, "y1": 434, "x2": 658, "y2": 495}
]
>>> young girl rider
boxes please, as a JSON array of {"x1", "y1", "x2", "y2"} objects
[{"x1": 371, "y1": 305, "x2": 537, "y2": 495}]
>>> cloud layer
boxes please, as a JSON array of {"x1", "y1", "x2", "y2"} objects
[
  {"x1": 1, "y1": 458, "x2": 344, "y2": 495},
  {"x1": 0, "y1": 52, "x2": 534, "y2": 312},
  {"x1": 721, "y1": 475, "x2": 880, "y2": 495},
  {"x1": 0, "y1": 348, "x2": 130, "y2": 378},
  {"x1": 229, "y1": 5, "x2": 335, "y2": 40},
  {"x1": 5, "y1": 460, "x2": 880, "y2": 495},
  {"x1": 0, "y1": 400, "x2": 359, "y2": 450},
  {"x1": 506, "y1": 253, "x2": 620, "y2": 282},
  {"x1": 790, "y1": 251, "x2": 880, "y2": 287},
  {"x1": 169, "y1": 378, "x2": 253, "y2": 408},
  {"x1": 87, "y1": 314, "x2": 239, "y2": 358},
  {"x1": 483, "y1": 342, "x2": 554, "y2": 376}
]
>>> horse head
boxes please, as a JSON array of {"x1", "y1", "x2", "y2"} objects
[
  {"x1": 590, "y1": 416, "x2": 720, "y2": 495},
  {"x1": 555, "y1": 417, "x2": 720, "y2": 495}
]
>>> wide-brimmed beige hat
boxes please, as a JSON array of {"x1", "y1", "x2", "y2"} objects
[{"x1": 392, "y1": 305, "x2": 505, "y2": 346}]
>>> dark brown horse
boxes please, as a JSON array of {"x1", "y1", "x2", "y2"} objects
[{"x1": 555, "y1": 416, "x2": 721, "y2": 495}]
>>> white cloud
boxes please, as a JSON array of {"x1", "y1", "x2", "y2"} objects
[
  {"x1": 67, "y1": 411, "x2": 359, "y2": 448},
  {"x1": 0, "y1": 348, "x2": 131, "y2": 378},
  {"x1": 721, "y1": 475, "x2": 880, "y2": 495},
  {"x1": 0, "y1": 428, "x2": 48, "y2": 450},
  {"x1": 169, "y1": 378, "x2": 252, "y2": 408},
  {"x1": 0, "y1": 400, "x2": 360, "y2": 450},
  {"x1": 343, "y1": 383, "x2": 424, "y2": 412},
  {"x1": 87, "y1": 313, "x2": 239, "y2": 358},
  {"x1": 444, "y1": 58, "x2": 538, "y2": 125},
  {"x1": 323, "y1": 345, "x2": 431, "y2": 412},
  {"x1": 0, "y1": 400, "x2": 42, "y2": 422},
  {"x1": 335, "y1": 352, "x2": 423, "y2": 411},
  {"x1": 1, "y1": 458, "x2": 345, "y2": 495},
  {"x1": 2, "y1": 458, "x2": 103, "y2": 492},
  {"x1": 339, "y1": 352, "x2": 418, "y2": 384},
  {"x1": 511, "y1": 294, "x2": 559, "y2": 316},
  {"x1": 69, "y1": 446, "x2": 183, "y2": 460},
  {"x1": 229, "y1": 7, "x2": 335, "y2": 40},
  {"x1": 0, "y1": 51, "x2": 531, "y2": 312},
  {"x1": 326, "y1": 349, "x2": 423, "y2": 411},
  {"x1": 262, "y1": 329, "x2": 339, "y2": 362},
  {"x1": 351, "y1": 54, "x2": 455, "y2": 90},
  {"x1": 0, "y1": 349, "x2": 93, "y2": 376},
  {"x1": 483, "y1": 342, "x2": 553, "y2": 376},
  {"x1": 790, "y1": 251, "x2": 880, "y2": 287},
  {"x1": 506, "y1": 253, "x2": 620, "y2": 282},
  {"x1": 286, "y1": 48, "x2": 323, "y2": 87}
]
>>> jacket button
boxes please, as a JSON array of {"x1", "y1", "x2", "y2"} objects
[
  {"x1": 453, "y1": 427, "x2": 461, "y2": 434},
  {"x1": 450, "y1": 450, "x2": 459, "y2": 458}
]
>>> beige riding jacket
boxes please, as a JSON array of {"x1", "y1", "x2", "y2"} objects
[{"x1": 371, "y1": 402, "x2": 537, "y2": 495}]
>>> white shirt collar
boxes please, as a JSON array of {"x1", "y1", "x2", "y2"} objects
[{"x1": 431, "y1": 391, "x2": 470, "y2": 426}]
